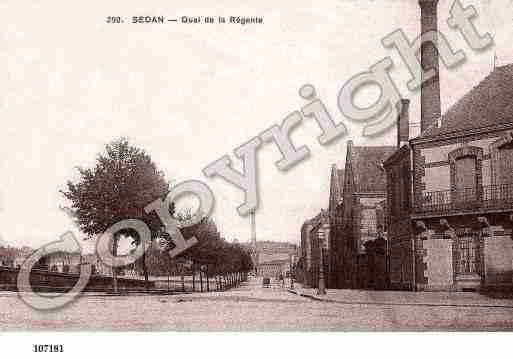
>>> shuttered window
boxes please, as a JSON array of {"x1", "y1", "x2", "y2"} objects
[{"x1": 454, "y1": 156, "x2": 477, "y2": 203}]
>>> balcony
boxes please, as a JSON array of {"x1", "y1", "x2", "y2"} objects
[{"x1": 414, "y1": 183, "x2": 513, "y2": 216}]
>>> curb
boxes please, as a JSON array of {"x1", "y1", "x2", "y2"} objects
[
  {"x1": 287, "y1": 289, "x2": 513, "y2": 309},
  {"x1": 288, "y1": 290, "x2": 327, "y2": 301}
]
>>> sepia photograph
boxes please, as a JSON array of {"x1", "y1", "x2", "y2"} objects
[{"x1": 1, "y1": 0, "x2": 513, "y2": 356}]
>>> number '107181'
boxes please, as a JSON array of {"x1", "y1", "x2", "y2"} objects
[{"x1": 33, "y1": 345, "x2": 64, "y2": 353}]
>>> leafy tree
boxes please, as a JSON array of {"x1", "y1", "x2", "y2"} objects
[
  {"x1": 61, "y1": 138, "x2": 169, "y2": 292},
  {"x1": 159, "y1": 213, "x2": 253, "y2": 292}
]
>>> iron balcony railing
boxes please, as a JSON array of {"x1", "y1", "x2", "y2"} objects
[{"x1": 416, "y1": 183, "x2": 513, "y2": 214}]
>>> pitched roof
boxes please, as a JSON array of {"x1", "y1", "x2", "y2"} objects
[
  {"x1": 337, "y1": 169, "x2": 345, "y2": 195},
  {"x1": 349, "y1": 145, "x2": 396, "y2": 193},
  {"x1": 420, "y1": 64, "x2": 513, "y2": 138},
  {"x1": 329, "y1": 166, "x2": 345, "y2": 210},
  {"x1": 306, "y1": 209, "x2": 329, "y2": 228}
]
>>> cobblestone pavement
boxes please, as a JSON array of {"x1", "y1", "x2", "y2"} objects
[{"x1": 1, "y1": 278, "x2": 513, "y2": 331}]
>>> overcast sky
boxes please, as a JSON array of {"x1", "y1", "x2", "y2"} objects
[{"x1": 1, "y1": 0, "x2": 512, "y2": 251}]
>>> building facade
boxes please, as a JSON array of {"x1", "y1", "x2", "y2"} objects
[
  {"x1": 384, "y1": 0, "x2": 513, "y2": 292},
  {"x1": 309, "y1": 210, "x2": 330, "y2": 289},
  {"x1": 334, "y1": 141, "x2": 395, "y2": 289},
  {"x1": 300, "y1": 212, "x2": 322, "y2": 288},
  {"x1": 328, "y1": 165, "x2": 344, "y2": 288},
  {"x1": 257, "y1": 259, "x2": 290, "y2": 277}
]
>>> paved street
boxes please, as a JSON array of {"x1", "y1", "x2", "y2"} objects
[{"x1": 1, "y1": 278, "x2": 513, "y2": 330}]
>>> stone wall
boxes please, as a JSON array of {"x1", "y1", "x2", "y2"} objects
[
  {"x1": 423, "y1": 237, "x2": 454, "y2": 290},
  {"x1": 0, "y1": 266, "x2": 153, "y2": 292},
  {"x1": 483, "y1": 230, "x2": 513, "y2": 289}
]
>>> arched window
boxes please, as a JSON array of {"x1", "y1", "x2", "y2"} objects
[
  {"x1": 497, "y1": 142, "x2": 513, "y2": 186},
  {"x1": 454, "y1": 156, "x2": 477, "y2": 202},
  {"x1": 490, "y1": 132, "x2": 513, "y2": 202},
  {"x1": 448, "y1": 145, "x2": 483, "y2": 208}
]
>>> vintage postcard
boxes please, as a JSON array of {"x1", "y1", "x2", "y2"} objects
[{"x1": 1, "y1": 0, "x2": 513, "y2": 356}]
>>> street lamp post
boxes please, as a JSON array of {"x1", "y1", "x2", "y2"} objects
[
  {"x1": 317, "y1": 227, "x2": 327, "y2": 295},
  {"x1": 317, "y1": 247, "x2": 326, "y2": 295},
  {"x1": 290, "y1": 254, "x2": 294, "y2": 289}
]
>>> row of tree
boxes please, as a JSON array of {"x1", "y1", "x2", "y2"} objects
[
  {"x1": 61, "y1": 138, "x2": 253, "y2": 292},
  {"x1": 131, "y1": 221, "x2": 253, "y2": 292}
]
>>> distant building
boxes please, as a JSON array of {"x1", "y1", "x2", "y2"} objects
[
  {"x1": 257, "y1": 259, "x2": 290, "y2": 277},
  {"x1": 82, "y1": 253, "x2": 113, "y2": 277},
  {"x1": 299, "y1": 218, "x2": 314, "y2": 286},
  {"x1": 309, "y1": 210, "x2": 330, "y2": 288},
  {"x1": 300, "y1": 214, "x2": 316, "y2": 287},
  {"x1": 43, "y1": 250, "x2": 82, "y2": 274},
  {"x1": 12, "y1": 247, "x2": 37, "y2": 269},
  {"x1": 298, "y1": 165, "x2": 344, "y2": 289},
  {"x1": 242, "y1": 240, "x2": 297, "y2": 276}
]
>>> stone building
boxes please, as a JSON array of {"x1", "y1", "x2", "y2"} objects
[
  {"x1": 299, "y1": 218, "x2": 313, "y2": 286},
  {"x1": 245, "y1": 240, "x2": 297, "y2": 277},
  {"x1": 298, "y1": 164, "x2": 345, "y2": 289},
  {"x1": 334, "y1": 141, "x2": 396, "y2": 288},
  {"x1": 309, "y1": 210, "x2": 330, "y2": 289},
  {"x1": 300, "y1": 213, "x2": 319, "y2": 288},
  {"x1": 257, "y1": 259, "x2": 290, "y2": 278},
  {"x1": 44, "y1": 250, "x2": 82, "y2": 274},
  {"x1": 383, "y1": 0, "x2": 513, "y2": 291},
  {"x1": 328, "y1": 166, "x2": 344, "y2": 288},
  {"x1": 12, "y1": 247, "x2": 38, "y2": 269}
]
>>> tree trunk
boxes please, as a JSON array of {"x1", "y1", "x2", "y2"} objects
[
  {"x1": 142, "y1": 248, "x2": 149, "y2": 293},
  {"x1": 199, "y1": 269, "x2": 203, "y2": 292},
  {"x1": 112, "y1": 234, "x2": 119, "y2": 294},
  {"x1": 181, "y1": 271, "x2": 185, "y2": 292},
  {"x1": 206, "y1": 266, "x2": 210, "y2": 292},
  {"x1": 192, "y1": 263, "x2": 196, "y2": 292}
]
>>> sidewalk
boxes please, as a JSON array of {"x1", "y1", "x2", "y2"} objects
[{"x1": 288, "y1": 282, "x2": 513, "y2": 308}]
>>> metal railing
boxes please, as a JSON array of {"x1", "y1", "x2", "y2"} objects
[
  {"x1": 483, "y1": 183, "x2": 513, "y2": 209},
  {"x1": 416, "y1": 183, "x2": 513, "y2": 214}
]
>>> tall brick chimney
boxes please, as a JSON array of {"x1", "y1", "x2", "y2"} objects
[
  {"x1": 419, "y1": 0, "x2": 441, "y2": 133},
  {"x1": 397, "y1": 99, "x2": 410, "y2": 148}
]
